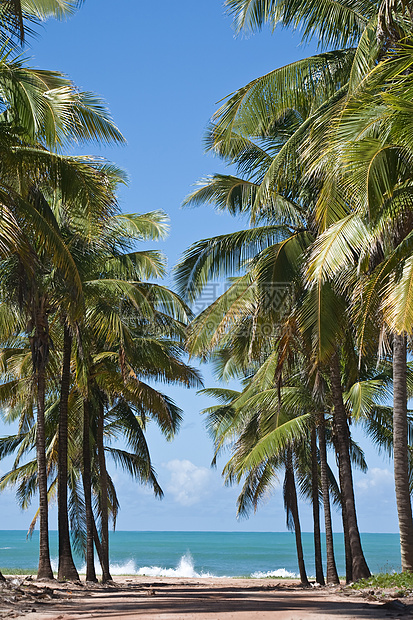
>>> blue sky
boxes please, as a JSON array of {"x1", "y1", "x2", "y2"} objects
[{"x1": 0, "y1": 0, "x2": 400, "y2": 533}]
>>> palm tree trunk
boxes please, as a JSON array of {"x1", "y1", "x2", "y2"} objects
[
  {"x1": 36, "y1": 366, "x2": 54, "y2": 580},
  {"x1": 393, "y1": 333, "x2": 413, "y2": 571},
  {"x1": 57, "y1": 323, "x2": 79, "y2": 582},
  {"x1": 310, "y1": 426, "x2": 325, "y2": 585},
  {"x1": 28, "y1": 298, "x2": 53, "y2": 579},
  {"x1": 97, "y1": 400, "x2": 112, "y2": 583},
  {"x1": 285, "y1": 449, "x2": 309, "y2": 586},
  {"x1": 335, "y1": 440, "x2": 353, "y2": 583},
  {"x1": 329, "y1": 351, "x2": 370, "y2": 581},
  {"x1": 341, "y1": 488, "x2": 353, "y2": 583},
  {"x1": 82, "y1": 399, "x2": 97, "y2": 583},
  {"x1": 31, "y1": 301, "x2": 53, "y2": 580},
  {"x1": 317, "y1": 414, "x2": 339, "y2": 584}
]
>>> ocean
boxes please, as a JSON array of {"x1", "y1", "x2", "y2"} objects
[{"x1": 0, "y1": 531, "x2": 401, "y2": 578}]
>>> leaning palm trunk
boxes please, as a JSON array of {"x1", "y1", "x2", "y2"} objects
[
  {"x1": 329, "y1": 351, "x2": 370, "y2": 581},
  {"x1": 317, "y1": 414, "x2": 339, "y2": 584},
  {"x1": 393, "y1": 333, "x2": 413, "y2": 571},
  {"x1": 284, "y1": 449, "x2": 309, "y2": 586},
  {"x1": 82, "y1": 399, "x2": 97, "y2": 583},
  {"x1": 97, "y1": 401, "x2": 112, "y2": 583},
  {"x1": 57, "y1": 323, "x2": 79, "y2": 581},
  {"x1": 31, "y1": 306, "x2": 54, "y2": 580},
  {"x1": 310, "y1": 426, "x2": 325, "y2": 585},
  {"x1": 92, "y1": 514, "x2": 105, "y2": 571}
]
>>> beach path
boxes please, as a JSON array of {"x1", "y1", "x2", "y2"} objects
[{"x1": 3, "y1": 577, "x2": 411, "y2": 620}]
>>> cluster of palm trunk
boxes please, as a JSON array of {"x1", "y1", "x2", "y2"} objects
[
  {"x1": 0, "y1": 1, "x2": 201, "y2": 582},
  {"x1": 174, "y1": 0, "x2": 413, "y2": 583}
]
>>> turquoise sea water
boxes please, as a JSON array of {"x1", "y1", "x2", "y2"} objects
[{"x1": 0, "y1": 531, "x2": 402, "y2": 578}]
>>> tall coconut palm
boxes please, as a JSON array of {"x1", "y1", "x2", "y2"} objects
[
  {"x1": 0, "y1": 6, "x2": 123, "y2": 577},
  {"x1": 188, "y1": 252, "x2": 328, "y2": 582},
  {"x1": 0, "y1": 352, "x2": 173, "y2": 568},
  {"x1": 201, "y1": 377, "x2": 311, "y2": 587},
  {"x1": 57, "y1": 321, "x2": 79, "y2": 580},
  {"x1": 175, "y1": 97, "x2": 374, "y2": 578},
  {"x1": 224, "y1": 0, "x2": 413, "y2": 574},
  {"x1": 309, "y1": 423, "x2": 325, "y2": 585},
  {"x1": 0, "y1": 35, "x2": 126, "y2": 577},
  {"x1": 303, "y1": 47, "x2": 413, "y2": 566},
  {"x1": 173, "y1": 0, "x2": 413, "y2": 575},
  {"x1": 0, "y1": 156, "x2": 126, "y2": 578},
  {"x1": 54, "y1": 205, "x2": 201, "y2": 581},
  {"x1": 317, "y1": 410, "x2": 339, "y2": 584},
  {"x1": 201, "y1": 336, "x2": 379, "y2": 584},
  {"x1": 0, "y1": 217, "x2": 201, "y2": 580}
]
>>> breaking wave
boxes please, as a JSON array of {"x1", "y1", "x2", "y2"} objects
[
  {"x1": 251, "y1": 568, "x2": 298, "y2": 578},
  {"x1": 60, "y1": 553, "x2": 296, "y2": 580},
  {"x1": 78, "y1": 553, "x2": 216, "y2": 578}
]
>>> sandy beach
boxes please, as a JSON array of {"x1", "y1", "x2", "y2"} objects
[{"x1": 0, "y1": 576, "x2": 411, "y2": 620}]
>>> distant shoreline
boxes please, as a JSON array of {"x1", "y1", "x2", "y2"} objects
[{"x1": 0, "y1": 529, "x2": 401, "y2": 533}]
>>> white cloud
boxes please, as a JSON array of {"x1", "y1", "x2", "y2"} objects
[
  {"x1": 165, "y1": 459, "x2": 212, "y2": 506},
  {"x1": 356, "y1": 467, "x2": 393, "y2": 491},
  {"x1": 353, "y1": 467, "x2": 398, "y2": 532}
]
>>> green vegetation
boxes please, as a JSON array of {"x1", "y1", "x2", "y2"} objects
[
  {"x1": 0, "y1": 568, "x2": 37, "y2": 575},
  {"x1": 351, "y1": 572, "x2": 413, "y2": 593}
]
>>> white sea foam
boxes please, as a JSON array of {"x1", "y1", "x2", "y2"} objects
[
  {"x1": 108, "y1": 560, "x2": 138, "y2": 576},
  {"x1": 135, "y1": 553, "x2": 215, "y2": 578},
  {"x1": 58, "y1": 553, "x2": 296, "y2": 580},
  {"x1": 250, "y1": 568, "x2": 298, "y2": 579},
  {"x1": 78, "y1": 553, "x2": 216, "y2": 578}
]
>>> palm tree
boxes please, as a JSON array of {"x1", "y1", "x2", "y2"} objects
[
  {"x1": 0, "y1": 351, "x2": 174, "y2": 574},
  {"x1": 175, "y1": 107, "x2": 373, "y2": 579},
  {"x1": 224, "y1": 0, "x2": 413, "y2": 574},
  {"x1": 53, "y1": 206, "x2": 200, "y2": 581},
  {"x1": 0, "y1": 1, "x2": 127, "y2": 579},
  {"x1": 189, "y1": 258, "x2": 329, "y2": 584},
  {"x1": 0, "y1": 43, "x2": 126, "y2": 578},
  {"x1": 174, "y1": 0, "x2": 413, "y2": 576},
  {"x1": 303, "y1": 69, "x2": 413, "y2": 569},
  {"x1": 0, "y1": 0, "x2": 82, "y2": 47},
  {"x1": 57, "y1": 320, "x2": 79, "y2": 580},
  {"x1": 0, "y1": 155, "x2": 125, "y2": 579},
  {"x1": 0, "y1": 210, "x2": 202, "y2": 580},
  {"x1": 317, "y1": 410, "x2": 339, "y2": 584},
  {"x1": 201, "y1": 378, "x2": 311, "y2": 587},
  {"x1": 309, "y1": 424, "x2": 325, "y2": 585}
]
